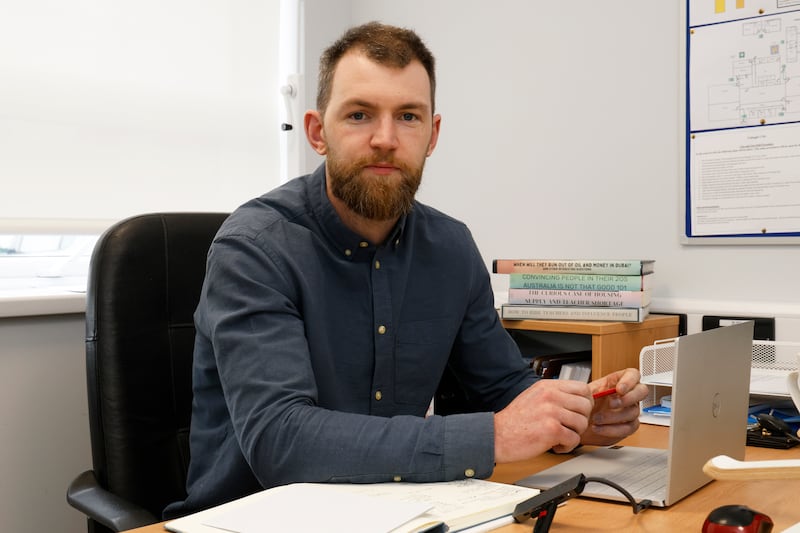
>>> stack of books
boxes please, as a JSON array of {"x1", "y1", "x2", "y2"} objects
[{"x1": 494, "y1": 258, "x2": 654, "y2": 323}]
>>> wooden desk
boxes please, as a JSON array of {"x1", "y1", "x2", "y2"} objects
[
  {"x1": 502, "y1": 314, "x2": 679, "y2": 378},
  {"x1": 124, "y1": 424, "x2": 800, "y2": 533},
  {"x1": 488, "y1": 424, "x2": 800, "y2": 532}
]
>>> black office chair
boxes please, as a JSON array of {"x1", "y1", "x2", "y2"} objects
[{"x1": 66, "y1": 212, "x2": 228, "y2": 533}]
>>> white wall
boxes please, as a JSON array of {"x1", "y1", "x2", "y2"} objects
[
  {"x1": 340, "y1": 0, "x2": 800, "y2": 336},
  {"x1": 0, "y1": 314, "x2": 88, "y2": 533}
]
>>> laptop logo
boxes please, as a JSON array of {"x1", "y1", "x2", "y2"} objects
[{"x1": 712, "y1": 393, "x2": 721, "y2": 418}]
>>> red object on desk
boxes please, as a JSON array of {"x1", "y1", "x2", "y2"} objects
[{"x1": 592, "y1": 388, "x2": 617, "y2": 399}]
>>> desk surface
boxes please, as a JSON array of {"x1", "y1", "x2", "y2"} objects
[
  {"x1": 489, "y1": 424, "x2": 800, "y2": 532},
  {"x1": 124, "y1": 424, "x2": 800, "y2": 533}
]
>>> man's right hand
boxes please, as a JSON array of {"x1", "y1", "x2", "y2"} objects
[{"x1": 493, "y1": 379, "x2": 593, "y2": 463}]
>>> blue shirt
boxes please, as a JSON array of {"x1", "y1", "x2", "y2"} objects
[{"x1": 167, "y1": 164, "x2": 536, "y2": 516}]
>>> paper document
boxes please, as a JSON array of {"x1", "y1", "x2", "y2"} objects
[
  {"x1": 643, "y1": 369, "x2": 791, "y2": 396},
  {"x1": 750, "y1": 369, "x2": 792, "y2": 397},
  {"x1": 215, "y1": 484, "x2": 429, "y2": 533}
]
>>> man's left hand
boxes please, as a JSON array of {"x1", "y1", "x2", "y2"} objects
[{"x1": 579, "y1": 368, "x2": 648, "y2": 446}]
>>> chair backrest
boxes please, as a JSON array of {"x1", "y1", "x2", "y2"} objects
[{"x1": 85, "y1": 212, "x2": 227, "y2": 519}]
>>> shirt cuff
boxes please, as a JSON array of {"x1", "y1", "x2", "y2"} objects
[{"x1": 442, "y1": 412, "x2": 496, "y2": 480}]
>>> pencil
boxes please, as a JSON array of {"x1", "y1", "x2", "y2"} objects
[{"x1": 592, "y1": 388, "x2": 617, "y2": 399}]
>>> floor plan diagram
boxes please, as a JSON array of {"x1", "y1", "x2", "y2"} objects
[
  {"x1": 690, "y1": 10, "x2": 800, "y2": 131},
  {"x1": 685, "y1": 4, "x2": 800, "y2": 240}
]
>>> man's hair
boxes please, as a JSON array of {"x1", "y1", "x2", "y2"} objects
[{"x1": 317, "y1": 21, "x2": 436, "y2": 115}]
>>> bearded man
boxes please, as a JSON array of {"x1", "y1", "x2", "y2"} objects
[{"x1": 166, "y1": 21, "x2": 646, "y2": 518}]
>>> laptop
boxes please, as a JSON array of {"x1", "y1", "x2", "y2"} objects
[{"x1": 515, "y1": 320, "x2": 754, "y2": 507}]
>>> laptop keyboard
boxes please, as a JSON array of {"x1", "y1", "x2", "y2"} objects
[{"x1": 582, "y1": 450, "x2": 668, "y2": 499}]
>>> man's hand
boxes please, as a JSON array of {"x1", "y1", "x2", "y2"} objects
[
  {"x1": 493, "y1": 368, "x2": 648, "y2": 463},
  {"x1": 581, "y1": 368, "x2": 648, "y2": 446},
  {"x1": 494, "y1": 379, "x2": 593, "y2": 463}
]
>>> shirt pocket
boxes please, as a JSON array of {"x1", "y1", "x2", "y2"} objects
[{"x1": 393, "y1": 317, "x2": 456, "y2": 407}]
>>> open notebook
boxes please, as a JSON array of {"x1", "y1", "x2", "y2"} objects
[
  {"x1": 165, "y1": 478, "x2": 540, "y2": 533},
  {"x1": 516, "y1": 321, "x2": 754, "y2": 507}
]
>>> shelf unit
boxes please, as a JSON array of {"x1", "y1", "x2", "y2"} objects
[{"x1": 501, "y1": 314, "x2": 679, "y2": 379}]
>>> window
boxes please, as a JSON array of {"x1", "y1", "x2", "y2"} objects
[
  {"x1": 0, "y1": 2, "x2": 282, "y2": 306},
  {"x1": 0, "y1": 234, "x2": 99, "y2": 291}
]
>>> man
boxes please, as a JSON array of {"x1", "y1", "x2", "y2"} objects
[{"x1": 165, "y1": 21, "x2": 647, "y2": 517}]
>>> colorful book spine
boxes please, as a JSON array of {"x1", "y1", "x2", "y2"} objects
[
  {"x1": 493, "y1": 259, "x2": 654, "y2": 276},
  {"x1": 508, "y1": 273, "x2": 654, "y2": 292},
  {"x1": 507, "y1": 288, "x2": 652, "y2": 308},
  {"x1": 500, "y1": 304, "x2": 650, "y2": 323}
]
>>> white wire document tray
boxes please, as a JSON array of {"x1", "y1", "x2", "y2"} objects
[{"x1": 639, "y1": 337, "x2": 800, "y2": 426}]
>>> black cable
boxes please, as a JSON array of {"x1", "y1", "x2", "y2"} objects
[{"x1": 583, "y1": 477, "x2": 653, "y2": 514}]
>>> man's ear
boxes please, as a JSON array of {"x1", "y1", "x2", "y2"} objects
[
  {"x1": 304, "y1": 110, "x2": 327, "y2": 155},
  {"x1": 426, "y1": 113, "x2": 442, "y2": 157}
]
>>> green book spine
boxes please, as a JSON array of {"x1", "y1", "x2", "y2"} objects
[{"x1": 508, "y1": 273, "x2": 653, "y2": 292}]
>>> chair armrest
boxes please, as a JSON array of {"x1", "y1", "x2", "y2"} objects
[{"x1": 66, "y1": 470, "x2": 160, "y2": 532}]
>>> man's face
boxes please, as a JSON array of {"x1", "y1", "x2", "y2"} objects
[{"x1": 318, "y1": 51, "x2": 440, "y2": 221}]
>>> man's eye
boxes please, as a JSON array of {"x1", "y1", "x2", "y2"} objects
[
  {"x1": 351, "y1": 112, "x2": 366, "y2": 120},
  {"x1": 401, "y1": 113, "x2": 417, "y2": 121}
]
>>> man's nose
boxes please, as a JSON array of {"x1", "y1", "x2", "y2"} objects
[{"x1": 369, "y1": 116, "x2": 399, "y2": 151}]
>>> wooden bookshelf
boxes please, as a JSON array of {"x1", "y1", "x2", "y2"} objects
[{"x1": 501, "y1": 314, "x2": 680, "y2": 378}]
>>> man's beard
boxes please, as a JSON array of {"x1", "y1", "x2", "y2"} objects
[{"x1": 327, "y1": 152, "x2": 424, "y2": 221}]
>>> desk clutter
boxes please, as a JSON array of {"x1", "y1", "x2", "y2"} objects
[
  {"x1": 639, "y1": 336, "x2": 800, "y2": 442},
  {"x1": 128, "y1": 424, "x2": 800, "y2": 533},
  {"x1": 746, "y1": 412, "x2": 800, "y2": 449},
  {"x1": 493, "y1": 259, "x2": 654, "y2": 322},
  {"x1": 528, "y1": 350, "x2": 592, "y2": 382}
]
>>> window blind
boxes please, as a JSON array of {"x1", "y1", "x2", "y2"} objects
[{"x1": 0, "y1": 1, "x2": 281, "y2": 233}]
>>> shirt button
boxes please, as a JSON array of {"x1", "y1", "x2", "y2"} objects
[
  {"x1": 464, "y1": 468, "x2": 475, "y2": 478},
  {"x1": 374, "y1": 260, "x2": 381, "y2": 269},
  {"x1": 344, "y1": 249, "x2": 352, "y2": 256},
  {"x1": 393, "y1": 475, "x2": 402, "y2": 482},
  {"x1": 375, "y1": 390, "x2": 382, "y2": 401},
  {"x1": 359, "y1": 241, "x2": 369, "y2": 248},
  {"x1": 377, "y1": 325, "x2": 386, "y2": 334}
]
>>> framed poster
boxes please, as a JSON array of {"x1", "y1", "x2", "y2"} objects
[{"x1": 684, "y1": 0, "x2": 800, "y2": 243}]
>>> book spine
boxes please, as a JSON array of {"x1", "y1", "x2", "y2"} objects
[
  {"x1": 508, "y1": 273, "x2": 652, "y2": 292},
  {"x1": 493, "y1": 259, "x2": 651, "y2": 275},
  {"x1": 500, "y1": 304, "x2": 649, "y2": 322},
  {"x1": 507, "y1": 288, "x2": 651, "y2": 307}
]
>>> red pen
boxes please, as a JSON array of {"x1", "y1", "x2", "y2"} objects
[{"x1": 592, "y1": 388, "x2": 617, "y2": 399}]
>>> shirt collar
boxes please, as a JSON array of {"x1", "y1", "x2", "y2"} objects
[{"x1": 309, "y1": 163, "x2": 408, "y2": 261}]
